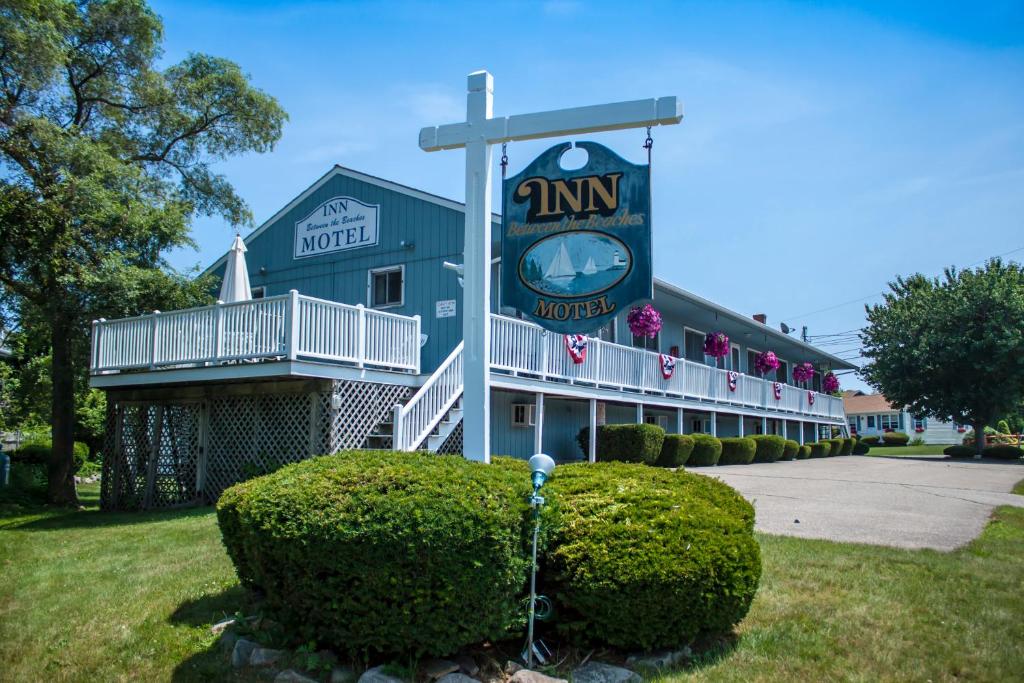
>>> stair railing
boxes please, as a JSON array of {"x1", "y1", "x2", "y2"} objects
[{"x1": 393, "y1": 341, "x2": 464, "y2": 451}]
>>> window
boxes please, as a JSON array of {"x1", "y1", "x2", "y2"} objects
[
  {"x1": 684, "y1": 329, "x2": 704, "y2": 362},
  {"x1": 691, "y1": 419, "x2": 704, "y2": 434},
  {"x1": 880, "y1": 413, "x2": 899, "y2": 431},
  {"x1": 730, "y1": 345, "x2": 741, "y2": 372},
  {"x1": 645, "y1": 414, "x2": 669, "y2": 429},
  {"x1": 747, "y1": 349, "x2": 760, "y2": 376},
  {"x1": 912, "y1": 416, "x2": 926, "y2": 431},
  {"x1": 867, "y1": 415, "x2": 876, "y2": 428},
  {"x1": 848, "y1": 419, "x2": 858, "y2": 434},
  {"x1": 511, "y1": 403, "x2": 535, "y2": 427},
  {"x1": 777, "y1": 360, "x2": 788, "y2": 384},
  {"x1": 632, "y1": 332, "x2": 659, "y2": 351},
  {"x1": 595, "y1": 321, "x2": 616, "y2": 343},
  {"x1": 369, "y1": 266, "x2": 404, "y2": 308},
  {"x1": 250, "y1": 286, "x2": 266, "y2": 299}
]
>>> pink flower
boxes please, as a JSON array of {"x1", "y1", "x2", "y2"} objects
[
  {"x1": 703, "y1": 331, "x2": 730, "y2": 358},
  {"x1": 793, "y1": 362, "x2": 815, "y2": 383},
  {"x1": 823, "y1": 372, "x2": 840, "y2": 393},
  {"x1": 627, "y1": 304, "x2": 662, "y2": 339},
  {"x1": 754, "y1": 350, "x2": 780, "y2": 375}
]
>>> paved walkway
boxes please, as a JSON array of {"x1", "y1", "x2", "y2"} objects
[{"x1": 707, "y1": 455, "x2": 1024, "y2": 551}]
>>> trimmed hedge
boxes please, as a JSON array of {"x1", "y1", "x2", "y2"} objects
[
  {"x1": 809, "y1": 442, "x2": 829, "y2": 458},
  {"x1": 576, "y1": 424, "x2": 666, "y2": 465},
  {"x1": 825, "y1": 438, "x2": 844, "y2": 456},
  {"x1": 687, "y1": 434, "x2": 723, "y2": 467},
  {"x1": 839, "y1": 438, "x2": 856, "y2": 455},
  {"x1": 11, "y1": 440, "x2": 89, "y2": 472},
  {"x1": 983, "y1": 445, "x2": 1023, "y2": 460},
  {"x1": 718, "y1": 437, "x2": 757, "y2": 465},
  {"x1": 542, "y1": 462, "x2": 762, "y2": 650},
  {"x1": 657, "y1": 434, "x2": 695, "y2": 468},
  {"x1": 852, "y1": 438, "x2": 871, "y2": 455},
  {"x1": 797, "y1": 445, "x2": 812, "y2": 459},
  {"x1": 944, "y1": 445, "x2": 974, "y2": 458},
  {"x1": 217, "y1": 451, "x2": 534, "y2": 657},
  {"x1": 859, "y1": 435, "x2": 880, "y2": 445},
  {"x1": 750, "y1": 435, "x2": 786, "y2": 463},
  {"x1": 882, "y1": 432, "x2": 910, "y2": 446},
  {"x1": 781, "y1": 439, "x2": 799, "y2": 461}
]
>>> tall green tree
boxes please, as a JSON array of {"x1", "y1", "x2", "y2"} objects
[
  {"x1": 0, "y1": 0, "x2": 286, "y2": 504},
  {"x1": 860, "y1": 259, "x2": 1024, "y2": 456}
]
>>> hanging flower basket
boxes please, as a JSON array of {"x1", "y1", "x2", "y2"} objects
[
  {"x1": 793, "y1": 362, "x2": 815, "y2": 384},
  {"x1": 627, "y1": 304, "x2": 662, "y2": 339},
  {"x1": 822, "y1": 372, "x2": 840, "y2": 393},
  {"x1": 703, "y1": 331, "x2": 730, "y2": 358},
  {"x1": 754, "y1": 350, "x2": 780, "y2": 375}
]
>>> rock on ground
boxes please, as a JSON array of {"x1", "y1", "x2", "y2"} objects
[
  {"x1": 572, "y1": 662, "x2": 642, "y2": 683},
  {"x1": 276, "y1": 670, "x2": 319, "y2": 683},
  {"x1": 231, "y1": 638, "x2": 257, "y2": 669},
  {"x1": 210, "y1": 618, "x2": 235, "y2": 635},
  {"x1": 423, "y1": 659, "x2": 460, "y2": 680},
  {"x1": 437, "y1": 674, "x2": 479, "y2": 683},
  {"x1": 509, "y1": 670, "x2": 568, "y2": 683},
  {"x1": 624, "y1": 649, "x2": 691, "y2": 670},
  {"x1": 250, "y1": 647, "x2": 285, "y2": 667},
  {"x1": 331, "y1": 666, "x2": 358, "y2": 683},
  {"x1": 358, "y1": 665, "x2": 408, "y2": 683}
]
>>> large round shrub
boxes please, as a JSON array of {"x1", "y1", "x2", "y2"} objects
[
  {"x1": 809, "y1": 442, "x2": 829, "y2": 458},
  {"x1": 542, "y1": 462, "x2": 762, "y2": 651},
  {"x1": 983, "y1": 445, "x2": 1023, "y2": 460},
  {"x1": 217, "y1": 451, "x2": 533, "y2": 657},
  {"x1": 750, "y1": 435, "x2": 786, "y2": 463},
  {"x1": 687, "y1": 434, "x2": 722, "y2": 466},
  {"x1": 860, "y1": 435, "x2": 880, "y2": 446},
  {"x1": 944, "y1": 445, "x2": 974, "y2": 458},
  {"x1": 576, "y1": 424, "x2": 665, "y2": 464},
  {"x1": 797, "y1": 445, "x2": 812, "y2": 459},
  {"x1": 718, "y1": 437, "x2": 757, "y2": 465},
  {"x1": 657, "y1": 434, "x2": 695, "y2": 468},
  {"x1": 826, "y1": 438, "x2": 844, "y2": 456},
  {"x1": 882, "y1": 431, "x2": 910, "y2": 446},
  {"x1": 12, "y1": 440, "x2": 89, "y2": 472},
  {"x1": 839, "y1": 438, "x2": 856, "y2": 455},
  {"x1": 781, "y1": 439, "x2": 799, "y2": 461},
  {"x1": 852, "y1": 438, "x2": 871, "y2": 455}
]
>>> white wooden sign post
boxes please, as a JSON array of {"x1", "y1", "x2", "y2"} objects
[{"x1": 420, "y1": 70, "x2": 683, "y2": 463}]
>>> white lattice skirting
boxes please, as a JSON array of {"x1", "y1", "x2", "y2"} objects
[{"x1": 101, "y1": 380, "x2": 409, "y2": 510}]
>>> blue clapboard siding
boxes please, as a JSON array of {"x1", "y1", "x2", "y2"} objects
[{"x1": 208, "y1": 168, "x2": 500, "y2": 372}]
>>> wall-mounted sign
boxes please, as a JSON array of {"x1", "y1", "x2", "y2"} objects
[
  {"x1": 501, "y1": 141, "x2": 652, "y2": 334},
  {"x1": 436, "y1": 299, "x2": 457, "y2": 318},
  {"x1": 294, "y1": 196, "x2": 379, "y2": 259}
]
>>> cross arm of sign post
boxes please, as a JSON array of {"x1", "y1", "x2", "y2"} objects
[{"x1": 418, "y1": 70, "x2": 683, "y2": 465}]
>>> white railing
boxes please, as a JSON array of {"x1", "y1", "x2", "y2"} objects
[
  {"x1": 91, "y1": 290, "x2": 421, "y2": 374},
  {"x1": 393, "y1": 341, "x2": 464, "y2": 451},
  {"x1": 490, "y1": 314, "x2": 846, "y2": 421}
]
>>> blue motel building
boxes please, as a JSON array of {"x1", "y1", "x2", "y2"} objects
[{"x1": 90, "y1": 165, "x2": 853, "y2": 509}]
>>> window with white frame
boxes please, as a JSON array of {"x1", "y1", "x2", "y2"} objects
[
  {"x1": 596, "y1": 320, "x2": 616, "y2": 343},
  {"x1": 369, "y1": 265, "x2": 404, "y2": 308},
  {"x1": 684, "y1": 329, "x2": 704, "y2": 362},
  {"x1": 511, "y1": 403, "x2": 535, "y2": 427},
  {"x1": 632, "y1": 332, "x2": 659, "y2": 351},
  {"x1": 730, "y1": 345, "x2": 741, "y2": 372},
  {"x1": 867, "y1": 415, "x2": 876, "y2": 428},
  {"x1": 645, "y1": 414, "x2": 669, "y2": 429},
  {"x1": 912, "y1": 416, "x2": 926, "y2": 431},
  {"x1": 880, "y1": 413, "x2": 899, "y2": 431},
  {"x1": 250, "y1": 286, "x2": 266, "y2": 299},
  {"x1": 691, "y1": 418, "x2": 709, "y2": 433}
]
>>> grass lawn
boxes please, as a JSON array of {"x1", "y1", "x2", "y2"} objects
[
  {"x1": 866, "y1": 444, "x2": 956, "y2": 456},
  {"x1": 2, "y1": 483, "x2": 1024, "y2": 682}
]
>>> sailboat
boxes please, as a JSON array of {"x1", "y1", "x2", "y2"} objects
[
  {"x1": 581, "y1": 256, "x2": 598, "y2": 275},
  {"x1": 544, "y1": 240, "x2": 576, "y2": 284}
]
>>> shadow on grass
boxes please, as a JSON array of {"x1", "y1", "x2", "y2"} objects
[
  {"x1": 169, "y1": 586, "x2": 260, "y2": 683},
  {"x1": 169, "y1": 585, "x2": 250, "y2": 627},
  {"x1": 2, "y1": 501, "x2": 216, "y2": 532}
]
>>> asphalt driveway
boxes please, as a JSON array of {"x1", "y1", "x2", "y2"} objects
[{"x1": 707, "y1": 455, "x2": 1024, "y2": 551}]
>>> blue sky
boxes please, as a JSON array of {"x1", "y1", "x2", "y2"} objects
[{"x1": 154, "y1": 0, "x2": 1024, "y2": 391}]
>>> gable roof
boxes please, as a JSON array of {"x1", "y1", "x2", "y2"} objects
[{"x1": 843, "y1": 392, "x2": 899, "y2": 414}]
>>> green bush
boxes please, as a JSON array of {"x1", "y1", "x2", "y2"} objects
[
  {"x1": 797, "y1": 445, "x2": 812, "y2": 459},
  {"x1": 656, "y1": 434, "x2": 695, "y2": 468},
  {"x1": 781, "y1": 439, "x2": 799, "y2": 461},
  {"x1": 718, "y1": 437, "x2": 757, "y2": 465},
  {"x1": 944, "y1": 445, "x2": 974, "y2": 458},
  {"x1": 543, "y1": 462, "x2": 762, "y2": 651},
  {"x1": 11, "y1": 440, "x2": 89, "y2": 472},
  {"x1": 687, "y1": 434, "x2": 723, "y2": 467},
  {"x1": 217, "y1": 451, "x2": 534, "y2": 657},
  {"x1": 823, "y1": 438, "x2": 842, "y2": 456},
  {"x1": 750, "y1": 435, "x2": 786, "y2": 463},
  {"x1": 982, "y1": 445, "x2": 1023, "y2": 460},
  {"x1": 882, "y1": 432, "x2": 910, "y2": 446},
  {"x1": 576, "y1": 424, "x2": 666, "y2": 465},
  {"x1": 859, "y1": 435, "x2": 880, "y2": 445},
  {"x1": 996, "y1": 419, "x2": 1011, "y2": 434},
  {"x1": 839, "y1": 437, "x2": 856, "y2": 455},
  {"x1": 809, "y1": 442, "x2": 829, "y2": 458},
  {"x1": 852, "y1": 438, "x2": 871, "y2": 455}
]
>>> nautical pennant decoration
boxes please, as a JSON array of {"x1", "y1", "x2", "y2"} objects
[
  {"x1": 727, "y1": 371, "x2": 739, "y2": 392},
  {"x1": 773, "y1": 382, "x2": 783, "y2": 400},
  {"x1": 564, "y1": 334, "x2": 588, "y2": 364},
  {"x1": 659, "y1": 354, "x2": 676, "y2": 379}
]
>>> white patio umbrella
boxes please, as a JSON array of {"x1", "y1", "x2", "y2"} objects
[{"x1": 219, "y1": 233, "x2": 252, "y2": 303}]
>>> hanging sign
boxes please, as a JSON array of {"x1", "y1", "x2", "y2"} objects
[
  {"x1": 294, "y1": 196, "x2": 379, "y2": 259},
  {"x1": 501, "y1": 141, "x2": 652, "y2": 334}
]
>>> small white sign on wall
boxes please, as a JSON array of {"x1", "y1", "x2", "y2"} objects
[
  {"x1": 294, "y1": 196, "x2": 379, "y2": 259},
  {"x1": 436, "y1": 299, "x2": 457, "y2": 318}
]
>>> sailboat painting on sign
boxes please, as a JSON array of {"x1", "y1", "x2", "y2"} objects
[
  {"x1": 519, "y1": 231, "x2": 632, "y2": 298},
  {"x1": 501, "y1": 140, "x2": 653, "y2": 335}
]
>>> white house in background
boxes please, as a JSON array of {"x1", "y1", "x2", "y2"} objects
[{"x1": 843, "y1": 390, "x2": 965, "y2": 445}]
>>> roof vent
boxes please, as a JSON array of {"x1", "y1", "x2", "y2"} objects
[{"x1": 753, "y1": 313, "x2": 767, "y2": 324}]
